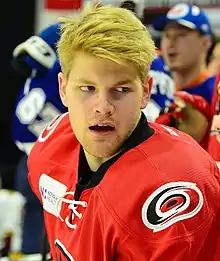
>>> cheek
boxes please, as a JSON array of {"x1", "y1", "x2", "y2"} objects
[
  {"x1": 69, "y1": 102, "x2": 87, "y2": 124},
  {"x1": 161, "y1": 40, "x2": 167, "y2": 53},
  {"x1": 177, "y1": 41, "x2": 188, "y2": 53},
  {"x1": 69, "y1": 109, "x2": 86, "y2": 139},
  {"x1": 66, "y1": 90, "x2": 86, "y2": 111},
  {"x1": 186, "y1": 40, "x2": 201, "y2": 54},
  {"x1": 118, "y1": 95, "x2": 142, "y2": 116},
  {"x1": 66, "y1": 93, "x2": 87, "y2": 122},
  {"x1": 177, "y1": 44, "x2": 194, "y2": 63}
]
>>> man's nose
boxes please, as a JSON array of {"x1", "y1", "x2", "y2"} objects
[{"x1": 94, "y1": 92, "x2": 114, "y2": 116}]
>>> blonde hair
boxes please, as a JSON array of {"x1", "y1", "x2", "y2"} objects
[{"x1": 57, "y1": 5, "x2": 156, "y2": 83}]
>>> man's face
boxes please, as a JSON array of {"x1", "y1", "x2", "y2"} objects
[
  {"x1": 58, "y1": 52, "x2": 152, "y2": 158},
  {"x1": 161, "y1": 23, "x2": 205, "y2": 71}
]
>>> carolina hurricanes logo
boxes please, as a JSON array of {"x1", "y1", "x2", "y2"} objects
[{"x1": 142, "y1": 182, "x2": 203, "y2": 232}]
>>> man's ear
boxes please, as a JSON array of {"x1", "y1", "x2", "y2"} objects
[
  {"x1": 58, "y1": 72, "x2": 68, "y2": 107},
  {"x1": 141, "y1": 76, "x2": 153, "y2": 109},
  {"x1": 203, "y1": 35, "x2": 212, "y2": 52}
]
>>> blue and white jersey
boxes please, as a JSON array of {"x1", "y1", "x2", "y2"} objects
[
  {"x1": 12, "y1": 60, "x2": 67, "y2": 154},
  {"x1": 143, "y1": 54, "x2": 175, "y2": 122}
]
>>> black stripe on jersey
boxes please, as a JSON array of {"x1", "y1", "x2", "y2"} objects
[
  {"x1": 55, "y1": 239, "x2": 74, "y2": 261},
  {"x1": 74, "y1": 112, "x2": 154, "y2": 201}
]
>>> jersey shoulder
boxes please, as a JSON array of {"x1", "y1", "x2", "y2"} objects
[
  {"x1": 28, "y1": 112, "x2": 78, "y2": 169},
  {"x1": 145, "y1": 55, "x2": 175, "y2": 120},
  {"x1": 99, "y1": 123, "x2": 220, "y2": 241},
  {"x1": 185, "y1": 75, "x2": 216, "y2": 104},
  {"x1": 150, "y1": 54, "x2": 170, "y2": 75},
  {"x1": 142, "y1": 123, "x2": 218, "y2": 185},
  {"x1": 12, "y1": 60, "x2": 66, "y2": 149}
]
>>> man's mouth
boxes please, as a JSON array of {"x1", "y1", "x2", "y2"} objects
[
  {"x1": 168, "y1": 52, "x2": 178, "y2": 59},
  {"x1": 89, "y1": 124, "x2": 115, "y2": 133}
]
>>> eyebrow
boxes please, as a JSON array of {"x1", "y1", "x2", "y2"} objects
[
  {"x1": 112, "y1": 80, "x2": 134, "y2": 86},
  {"x1": 75, "y1": 78, "x2": 96, "y2": 85},
  {"x1": 75, "y1": 78, "x2": 134, "y2": 86}
]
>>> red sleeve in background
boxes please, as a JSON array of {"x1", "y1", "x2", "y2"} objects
[{"x1": 208, "y1": 71, "x2": 220, "y2": 161}]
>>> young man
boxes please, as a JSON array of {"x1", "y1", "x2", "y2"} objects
[
  {"x1": 28, "y1": 5, "x2": 220, "y2": 261},
  {"x1": 153, "y1": 3, "x2": 216, "y2": 147}
]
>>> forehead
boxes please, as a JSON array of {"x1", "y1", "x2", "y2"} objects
[
  {"x1": 164, "y1": 22, "x2": 197, "y2": 34},
  {"x1": 69, "y1": 52, "x2": 140, "y2": 84}
]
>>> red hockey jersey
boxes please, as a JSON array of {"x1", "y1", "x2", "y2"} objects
[
  {"x1": 28, "y1": 113, "x2": 220, "y2": 261},
  {"x1": 208, "y1": 72, "x2": 220, "y2": 164}
]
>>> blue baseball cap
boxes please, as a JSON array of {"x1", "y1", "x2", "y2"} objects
[{"x1": 152, "y1": 3, "x2": 212, "y2": 36}]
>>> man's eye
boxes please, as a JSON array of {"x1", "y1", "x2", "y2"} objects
[
  {"x1": 115, "y1": 87, "x2": 130, "y2": 92},
  {"x1": 80, "y1": 86, "x2": 95, "y2": 92}
]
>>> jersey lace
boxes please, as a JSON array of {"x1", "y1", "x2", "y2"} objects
[{"x1": 56, "y1": 191, "x2": 87, "y2": 229}]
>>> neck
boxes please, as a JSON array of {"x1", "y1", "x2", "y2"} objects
[
  {"x1": 84, "y1": 112, "x2": 142, "y2": 172},
  {"x1": 84, "y1": 146, "x2": 125, "y2": 172},
  {"x1": 172, "y1": 61, "x2": 207, "y2": 87},
  {"x1": 84, "y1": 152, "x2": 106, "y2": 172}
]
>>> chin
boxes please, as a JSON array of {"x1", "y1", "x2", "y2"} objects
[
  {"x1": 87, "y1": 147, "x2": 118, "y2": 159},
  {"x1": 85, "y1": 141, "x2": 121, "y2": 159},
  {"x1": 168, "y1": 63, "x2": 183, "y2": 72}
]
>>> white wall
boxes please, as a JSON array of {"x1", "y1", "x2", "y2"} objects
[{"x1": 35, "y1": 0, "x2": 76, "y2": 33}]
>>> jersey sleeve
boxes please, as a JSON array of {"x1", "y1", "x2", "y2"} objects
[
  {"x1": 117, "y1": 219, "x2": 217, "y2": 261},
  {"x1": 27, "y1": 137, "x2": 43, "y2": 204},
  {"x1": 99, "y1": 125, "x2": 220, "y2": 261},
  {"x1": 144, "y1": 56, "x2": 175, "y2": 122},
  {"x1": 115, "y1": 153, "x2": 220, "y2": 260},
  {"x1": 27, "y1": 112, "x2": 69, "y2": 203},
  {"x1": 11, "y1": 61, "x2": 66, "y2": 155}
]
